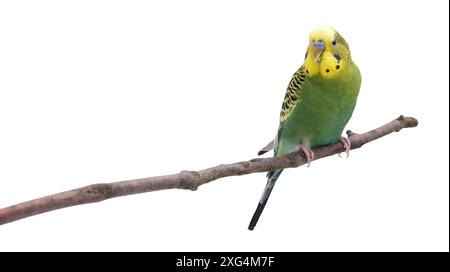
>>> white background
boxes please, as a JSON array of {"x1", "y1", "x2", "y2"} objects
[{"x1": 0, "y1": 0, "x2": 448, "y2": 252}]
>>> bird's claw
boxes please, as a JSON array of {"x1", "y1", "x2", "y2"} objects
[
  {"x1": 299, "y1": 145, "x2": 315, "y2": 167},
  {"x1": 338, "y1": 137, "x2": 351, "y2": 158}
]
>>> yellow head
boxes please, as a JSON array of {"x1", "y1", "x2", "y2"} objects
[{"x1": 304, "y1": 26, "x2": 352, "y2": 79}]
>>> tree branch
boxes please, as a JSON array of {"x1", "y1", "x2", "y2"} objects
[{"x1": 0, "y1": 115, "x2": 418, "y2": 225}]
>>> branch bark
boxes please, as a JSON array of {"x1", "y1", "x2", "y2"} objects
[{"x1": 0, "y1": 115, "x2": 418, "y2": 225}]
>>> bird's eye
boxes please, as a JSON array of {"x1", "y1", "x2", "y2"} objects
[{"x1": 331, "y1": 40, "x2": 337, "y2": 46}]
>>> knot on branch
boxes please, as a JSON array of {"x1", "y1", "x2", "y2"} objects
[
  {"x1": 346, "y1": 130, "x2": 358, "y2": 137},
  {"x1": 86, "y1": 184, "x2": 114, "y2": 196},
  {"x1": 81, "y1": 183, "x2": 115, "y2": 202},
  {"x1": 345, "y1": 130, "x2": 363, "y2": 148},
  {"x1": 179, "y1": 171, "x2": 201, "y2": 191}
]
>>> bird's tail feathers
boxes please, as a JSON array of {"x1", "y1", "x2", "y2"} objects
[
  {"x1": 257, "y1": 139, "x2": 275, "y2": 156},
  {"x1": 248, "y1": 169, "x2": 283, "y2": 231}
]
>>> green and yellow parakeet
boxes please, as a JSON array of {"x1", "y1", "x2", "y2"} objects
[{"x1": 249, "y1": 26, "x2": 362, "y2": 230}]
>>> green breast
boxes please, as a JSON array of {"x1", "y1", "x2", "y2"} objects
[{"x1": 277, "y1": 64, "x2": 361, "y2": 156}]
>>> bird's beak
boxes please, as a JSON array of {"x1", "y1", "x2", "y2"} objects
[{"x1": 311, "y1": 40, "x2": 326, "y2": 63}]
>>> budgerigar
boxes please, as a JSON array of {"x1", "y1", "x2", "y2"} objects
[{"x1": 249, "y1": 26, "x2": 362, "y2": 230}]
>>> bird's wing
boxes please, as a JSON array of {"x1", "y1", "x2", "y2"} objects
[
  {"x1": 273, "y1": 65, "x2": 307, "y2": 155},
  {"x1": 257, "y1": 65, "x2": 307, "y2": 156},
  {"x1": 280, "y1": 65, "x2": 307, "y2": 121}
]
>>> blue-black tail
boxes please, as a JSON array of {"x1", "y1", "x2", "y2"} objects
[{"x1": 248, "y1": 169, "x2": 283, "y2": 230}]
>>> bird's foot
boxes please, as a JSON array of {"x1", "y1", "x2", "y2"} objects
[
  {"x1": 299, "y1": 144, "x2": 315, "y2": 167},
  {"x1": 338, "y1": 137, "x2": 351, "y2": 158}
]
